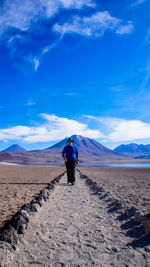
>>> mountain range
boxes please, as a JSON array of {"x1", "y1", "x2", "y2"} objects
[
  {"x1": 114, "y1": 143, "x2": 150, "y2": 158},
  {"x1": 0, "y1": 135, "x2": 127, "y2": 164},
  {"x1": 1, "y1": 136, "x2": 150, "y2": 164}
]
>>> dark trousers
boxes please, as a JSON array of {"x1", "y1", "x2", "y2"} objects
[{"x1": 65, "y1": 160, "x2": 76, "y2": 183}]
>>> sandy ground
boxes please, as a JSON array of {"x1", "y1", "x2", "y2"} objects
[
  {"x1": 11, "y1": 171, "x2": 150, "y2": 267},
  {"x1": 79, "y1": 167, "x2": 150, "y2": 215},
  {"x1": 0, "y1": 164, "x2": 65, "y2": 227}
]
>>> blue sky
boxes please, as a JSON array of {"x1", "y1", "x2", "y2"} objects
[{"x1": 0, "y1": 0, "x2": 150, "y2": 150}]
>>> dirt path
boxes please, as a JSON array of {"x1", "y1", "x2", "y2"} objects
[{"x1": 11, "y1": 171, "x2": 149, "y2": 267}]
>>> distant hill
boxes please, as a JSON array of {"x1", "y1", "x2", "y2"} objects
[
  {"x1": 1, "y1": 144, "x2": 26, "y2": 152},
  {"x1": 45, "y1": 135, "x2": 127, "y2": 161},
  {"x1": 114, "y1": 143, "x2": 150, "y2": 157}
]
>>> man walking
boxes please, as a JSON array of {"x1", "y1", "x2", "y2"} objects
[{"x1": 62, "y1": 137, "x2": 79, "y2": 185}]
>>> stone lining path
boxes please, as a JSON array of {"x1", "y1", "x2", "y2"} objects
[{"x1": 11, "y1": 171, "x2": 149, "y2": 267}]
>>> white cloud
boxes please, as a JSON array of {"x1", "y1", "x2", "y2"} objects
[
  {"x1": 0, "y1": 114, "x2": 101, "y2": 143},
  {"x1": 101, "y1": 118, "x2": 150, "y2": 142},
  {"x1": 84, "y1": 115, "x2": 150, "y2": 142},
  {"x1": 54, "y1": 11, "x2": 134, "y2": 37},
  {"x1": 1, "y1": 114, "x2": 150, "y2": 144},
  {"x1": 0, "y1": 126, "x2": 32, "y2": 142}
]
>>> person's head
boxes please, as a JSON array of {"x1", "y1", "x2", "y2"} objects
[{"x1": 67, "y1": 138, "x2": 74, "y2": 146}]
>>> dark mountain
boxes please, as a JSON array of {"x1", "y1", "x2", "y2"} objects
[
  {"x1": 45, "y1": 135, "x2": 128, "y2": 161},
  {"x1": 1, "y1": 144, "x2": 26, "y2": 152},
  {"x1": 114, "y1": 143, "x2": 150, "y2": 157}
]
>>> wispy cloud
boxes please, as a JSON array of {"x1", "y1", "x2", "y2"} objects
[
  {"x1": 115, "y1": 21, "x2": 134, "y2": 35},
  {"x1": 143, "y1": 28, "x2": 150, "y2": 46},
  {"x1": 64, "y1": 93, "x2": 78, "y2": 96},
  {"x1": 0, "y1": 0, "x2": 94, "y2": 36},
  {"x1": 109, "y1": 85, "x2": 125, "y2": 92},
  {"x1": 54, "y1": 11, "x2": 134, "y2": 37},
  {"x1": 28, "y1": 37, "x2": 63, "y2": 71},
  {"x1": 25, "y1": 100, "x2": 36, "y2": 106},
  {"x1": 0, "y1": 0, "x2": 134, "y2": 70},
  {"x1": 140, "y1": 59, "x2": 150, "y2": 89},
  {"x1": 0, "y1": 114, "x2": 101, "y2": 143},
  {"x1": 0, "y1": 0, "x2": 96, "y2": 70},
  {"x1": 131, "y1": 0, "x2": 147, "y2": 7},
  {"x1": 50, "y1": 92, "x2": 78, "y2": 97}
]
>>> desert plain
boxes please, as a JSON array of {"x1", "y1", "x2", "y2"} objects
[
  {"x1": 79, "y1": 166, "x2": 150, "y2": 215},
  {"x1": 0, "y1": 163, "x2": 150, "y2": 229},
  {"x1": 0, "y1": 164, "x2": 65, "y2": 228}
]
